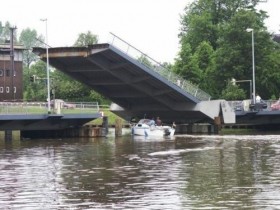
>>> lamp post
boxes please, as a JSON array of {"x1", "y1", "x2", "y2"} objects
[
  {"x1": 246, "y1": 28, "x2": 255, "y2": 104},
  {"x1": 40, "y1": 18, "x2": 51, "y2": 114}
]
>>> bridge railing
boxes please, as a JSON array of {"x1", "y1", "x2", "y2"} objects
[
  {"x1": 0, "y1": 101, "x2": 101, "y2": 115},
  {"x1": 109, "y1": 32, "x2": 211, "y2": 101}
]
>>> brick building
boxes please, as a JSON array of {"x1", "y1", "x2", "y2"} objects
[{"x1": 0, "y1": 44, "x2": 24, "y2": 101}]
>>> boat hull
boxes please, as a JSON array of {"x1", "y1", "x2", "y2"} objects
[{"x1": 132, "y1": 125, "x2": 175, "y2": 137}]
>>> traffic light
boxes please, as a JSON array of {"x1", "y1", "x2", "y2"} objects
[{"x1": 29, "y1": 75, "x2": 36, "y2": 82}]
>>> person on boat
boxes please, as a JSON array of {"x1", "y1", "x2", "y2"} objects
[
  {"x1": 148, "y1": 118, "x2": 155, "y2": 126},
  {"x1": 172, "y1": 121, "x2": 176, "y2": 128},
  {"x1": 156, "y1": 117, "x2": 162, "y2": 126}
]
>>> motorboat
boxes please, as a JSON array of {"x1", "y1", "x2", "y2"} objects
[{"x1": 131, "y1": 119, "x2": 175, "y2": 137}]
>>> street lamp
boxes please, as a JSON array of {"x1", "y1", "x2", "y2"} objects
[
  {"x1": 246, "y1": 28, "x2": 255, "y2": 104},
  {"x1": 40, "y1": 18, "x2": 51, "y2": 114}
]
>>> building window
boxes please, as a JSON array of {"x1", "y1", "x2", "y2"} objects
[
  {"x1": 14, "y1": 86, "x2": 16, "y2": 93},
  {"x1": 0, "y1": 87, "x2": 3, "y2": 93},
  {"x1": 6, "y1": 69, "x2": 10, "y2": 77},
  {"x1": 6, "y1": 86, "x2": 9, "y2": 93},
  {"x1": 0, "y1": 69, "x2": 3, "y2": 76}
]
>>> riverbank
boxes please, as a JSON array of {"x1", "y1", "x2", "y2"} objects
[
  {"x1": 89, "y1": 111, "x2": 279, "y2": 135},
  {"x1": 87, "y1": 110, "x2": 127, "y2": 126}
]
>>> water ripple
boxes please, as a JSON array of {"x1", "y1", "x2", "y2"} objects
[{"x1": 0, "y1": 135, "x2": 280, "y2": 209}]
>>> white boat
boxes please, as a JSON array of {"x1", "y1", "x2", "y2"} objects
[{"x1": 131, "y1": 119, "x2": 175, "y2": 137}]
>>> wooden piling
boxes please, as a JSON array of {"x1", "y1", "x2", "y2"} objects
[
  {"x1": 115, "y1": 118, "x2": 122, "y2": 137},
  {"x1": 102, "y1": 116, "x2": 109, "y2": 136},
  {"x1": 214, "y1": 116, "x2": 221, "y2": 134}
]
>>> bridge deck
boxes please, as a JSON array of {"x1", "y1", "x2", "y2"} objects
[{"x1": 33, "y1": 43, "x2": 220, "y2": 124}]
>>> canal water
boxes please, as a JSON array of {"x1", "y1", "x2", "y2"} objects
[{"x1": 1, "y1": 131, "x2": 280, "y2": 209}]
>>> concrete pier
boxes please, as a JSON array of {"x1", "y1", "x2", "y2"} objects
[
  {"x1": 175, "y1": 123, "x2": 217, "y2": 134},
  {"x1": 0, "y1": 130, "x2": 21, "y2": 141}
]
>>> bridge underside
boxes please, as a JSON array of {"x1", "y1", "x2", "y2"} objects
[
  {"x1": 33, "y1": 44, "x2": 234, "y2": 124},
  {"x1": 110, "y1": 102, "x2": 221, "y2": 124}
]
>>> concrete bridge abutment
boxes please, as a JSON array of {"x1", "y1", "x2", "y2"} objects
[
  {"x1": 175, "y1": 123, "x2": 220, "y2": 134},
  {"x1": 0, "y1": 130, "x2": 21, "y2": 141}
]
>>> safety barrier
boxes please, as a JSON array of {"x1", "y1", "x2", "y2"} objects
[
  {"x1": 109, "y1": 32, "x2": 211, "y2": 101},
  {"x1": 0, "y1": 101, "x2": 103, "y2": 115}
]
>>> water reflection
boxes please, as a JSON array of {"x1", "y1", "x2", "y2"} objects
[{"x1": 0, "y1": 134, "x2": 280, "y2": 209}]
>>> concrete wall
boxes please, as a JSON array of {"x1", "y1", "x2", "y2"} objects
[
  {"x1": 176, "y1": 123, "x2": 217, "y2": 134},
  {"x1": 195, "y1": 100, "x2": 236, "y2": 124}
]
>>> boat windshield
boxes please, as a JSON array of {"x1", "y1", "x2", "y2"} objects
[{"x1": 138, "y1": 119, "x2": 152, "y2": 124}]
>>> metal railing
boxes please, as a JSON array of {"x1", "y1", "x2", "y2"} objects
[
  {"x1": 109, "y1": 32, "x2": 211, "y2": 101},
  {"x1": 0, "y1": 101, "x2": 102, "y2": 115}
]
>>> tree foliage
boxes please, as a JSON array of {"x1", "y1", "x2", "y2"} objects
[
  {"x1": 221, "y1": 81, "x2": 246, "y2": 100},
  {"x1": 23, "y1": 61, "x2": 109, "y2": 103},
  {"x1": 175, "y1": 0, "x2": 280, "y2": 100},
  {"x1": 19, "y1": 28, "x2": 43, "y2": 67},
  {"x1": 1, "y1": 23, "x2": 107, "y2": 103},
  {"x1": 138, "y1": 54, "x2": 153, "y2": 68},
  {"x1": 0, "y1": 21, "x2": 16, "y2": 43},
  {"x1": 20, "y1": 29, "x2": 109, "y2": 104},
  {"x1": 73, "y1": 31, "x2": 98, "y2": 47},
  {"x1": 23, "y1": 61, "x2": 48, "y2": 101}
]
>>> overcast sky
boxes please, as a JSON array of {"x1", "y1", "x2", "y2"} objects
[{"x1": 1, "y1": 0, "x2": 279, "y2": 63}]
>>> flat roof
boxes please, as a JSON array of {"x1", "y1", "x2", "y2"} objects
[{"x1": 0, "y1": 43, "x2": 25, "y2": 50}]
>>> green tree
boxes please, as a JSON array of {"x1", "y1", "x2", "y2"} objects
[
  {"x1": 89, "y1": 90, "x2": 110, "y2": 104},
  {"x1": 72, "y1": 31, "x2": 109, "y2": 103},
  {"x1": 180, "y1": 0, "x2": 261, "y2": 51},
  {"x1": 138, "y1": 54, "x2": 153, "y2": 68},
  {"x1": 215, "y1": 9, "x2": 277, "y2": 98},
  {"x1": 221, "y1": 81, "x2": 246, "y2": 100},
  {"x1": 180, "y1": 11, "x2": 217, "y2": 51},
  {"x1": 23, "y1": 61, "x2": 49, "y2": 101},
  {"x1": 257, "y1": 47, "x2": 280, "y2": 98},
  {"x1": 73, "y1": 31, "x2": 98, "y2": 47},
  {"x1": 192, "y1": 41, "x2": 216, "y2": 95},
  {"x1": 23, "y1": 62, "x2": 92, "y2": 102},
  {"x1": 173, "y1": 42, "x2": 194, "y2": 78},
  {"x1": 50, "y1": 70, "x2": 91, "y2": 101},
  {"x1": 0, "y1": 21, "x2": 17, "y2": 43},
  {"x1": 175, "y1": 0, "x2": 279, "y2": 100},
  {"x1": 22, "y1": 29, "x2": 108, "y2": 103},
  {"x1": 19, "y1": 28, "x2": 43, "y2": 67}
]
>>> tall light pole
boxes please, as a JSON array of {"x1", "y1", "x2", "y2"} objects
[
  {"x1": 40, "y1": 18, "x2": 51, "y2": 114},
  {"x1": 246, "y1": 28, "x2": 255, "y2": 104}
]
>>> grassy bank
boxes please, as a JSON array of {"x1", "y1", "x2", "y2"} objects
[
  {"x1": 89, "y1": 112, "x2": 270, "y2": 135},
  {"x1": 88, "y1": 110, "x2": 127, "y2": 126}
]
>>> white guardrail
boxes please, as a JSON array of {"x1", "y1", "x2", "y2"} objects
[{"x1": 0, "y1": 101, "x2": 109, "y2": 115}]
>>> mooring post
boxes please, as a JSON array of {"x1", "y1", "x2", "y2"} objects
[
  {"x1": 102, "y1": 116, "x2": 109, "y2": 136},
  {"x1": 214, "y1": 116, "x2": 221, "y2": 134},
  {"x1": 115, "y1": 118, "x2": 122, "y2": 137}
]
